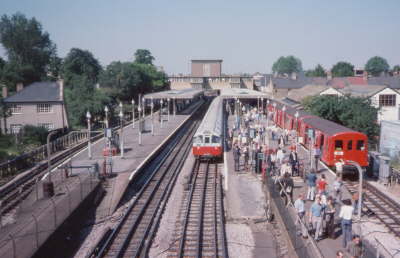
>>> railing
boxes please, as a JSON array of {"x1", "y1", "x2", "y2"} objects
[{"x1": 0, "y1": 131, "x2": 94, "y2": 180}]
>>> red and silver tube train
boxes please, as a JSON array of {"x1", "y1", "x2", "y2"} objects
[
  {"x1": 192, "y1": 97, "x2": 223, "y2": 160},
  {"x1": 267, "y1": 101, "x2": 368, "y2": 167}
]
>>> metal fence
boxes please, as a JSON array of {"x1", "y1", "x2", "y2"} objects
[
  {"x1": 264, "y1": 174, "x2": 324, "y2": 258},
  {"x1": 0, "y1": 169, "x2": 100, "y2": 258}
]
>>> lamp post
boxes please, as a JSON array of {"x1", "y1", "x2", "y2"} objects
[
  {"x1": 294, "y1": 111, "x2": 299, "y2": 152},
  {"x1": 167, "y1": 98, "x2": 170, "y2": 121},
  {"x1": 282, "y1": 105, "x2": 287, "y2": 129},
  {"x1": 151, "y1": 97, "x2": 154, "y2": 136},
  {"x1": 138, "y1": 100, "x2": 142, "y2": 146},
  {"x1": 131, "y1": 99, "x2": 135, "y2": 128},
  {"x1": 160, "y1": 99, "x2": 164, "y2": 128},
  {"x1": 119, "y1": 103, "x2": 124, "y2": 158},
  {"x1": 142, "y1": 96, "x2": 145, "y2": 119},
  {"x1": 173, "y1": 97, "x2": 176, "y2": 116},
  {"x1": 104, "y1": 106, "x2": 109, "y2": 129},
  {"x1": 86, "y1": 111, "x2": 92, "y2": 159}
]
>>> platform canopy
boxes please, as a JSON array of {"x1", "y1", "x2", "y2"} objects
[
  {"x1": 219, "y1": 88, "x2": 270, "y2": 99},
  {"x1": 143, "y1": 88, "x2": 204, "y2": 100}
]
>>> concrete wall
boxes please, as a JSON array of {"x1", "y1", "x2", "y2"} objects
[
  {"x1": 191, "y1": 61, "x2": 221, "y2": 77},
  {"x1": 370, "y1": 88, "x2": 400, "y2": 122},
  {"x1": 3, "y1": 102, "x2": 68, "y2": 132}
]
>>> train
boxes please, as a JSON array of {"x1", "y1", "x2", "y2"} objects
[
  {"x1": 267, "y1": 101, "x2": 369, "y2": 167},
  {"x1": 192, "y1": 96, "x2": 224, "y2": 160}
]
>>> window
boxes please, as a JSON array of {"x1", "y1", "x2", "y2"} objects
[
  {"x1": 204, "y1": 136, "x2": 210, "y2": 144},
  {"x1": 194, "y1": 136, "x2": 203, "y2": 144},
  {"x1": 335, "y1": 140, "x2": 343, "y2": 150},
  {"x1": 212, "y1": 135, "x2": 220, "y2": 143},
  {"x1": 38, "y1": 123, "x2": 54, "y2": 131},
  {"x1": 37, "y1": 103, "x2": 52, "y2": 113},
  {"x1": 356, "y1": 140, "x2": 365, "y2": 150},
  {"x1": 10, "y1": 124, "x2": 22, "y2": 134},
  {"x1": 10, "y1": 104, "x2": 22, "y2": 114},
  {"x1": 347, "y1": 140, "x2": 353, "y2": 150},
  {"x1": 379, "y1": 94, "x2": 396, "y2": 107}
]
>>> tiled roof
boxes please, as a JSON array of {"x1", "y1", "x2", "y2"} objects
[
  {"x1": 368, "y1": 76, "x2": 400, "y2": 89},
  {"x1": 347, "y1": 77, "x2": 367, "y2": 85},
  {"x1": 4, "y1": 82, "x2": 62, "y2": 103}
]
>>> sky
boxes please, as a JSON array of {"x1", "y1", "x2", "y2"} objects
[{"x1": 1, "y1": 0, "x2": 400, "y2": 75}]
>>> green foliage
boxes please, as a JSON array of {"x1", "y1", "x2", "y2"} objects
[
  {"x1": 393, "y1": 65, "x2": 400, "y2": 73},
  {"x1": 305, "y1": 64, "x2": 326, "y2": 77},
  {"x1": 0, "y1": 12, "x2": 56, "y2": 87},
  {"x1": 65, "y1": 77, "x2": 111, "y2": 127},
  {"x1": 272, "y1": 55, "x2": 302, "y2": 75},
  {"x1": 302, "y1": 95, "x2": 379, "y2": 144},
  {"x1": 19, "y1": 125, "x2": 49, "y2": 145},
  {"x1": 46, "y1": 55, "x2": 63, "y2": 80},
  {"x1": 331, "y1": 61, "x2": 354, "y2": 77},
  {"x1": 365, "y1": 56, "x2": 389, "y2": 76},
  {"x1": 134, "y1": 49, "x2": 155, "y2": 65},
  {"x1": 62, "y1": 48, "x2": 102, "y2": 85}
]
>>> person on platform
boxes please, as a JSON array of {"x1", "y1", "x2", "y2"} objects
[
  {"x1": 288, "y1": 147, "x2": 298, "y2": 176},
  {"x1": 332, "y1": 176, "x2": 343, "y2": 202},
  {"x1": 306, "y1": 169, "x2": 317, "y2": 201},
  {"x1": 346, "y1": 235, "x2": 363, "y2": 258},
  {"x1": 243, "y1": 144, "x2": 249, "y2": 171},
  {"x1": 294, "y1": 193, "x2": 308, "y2": 238},
  {"x1": 352, "y1": 192, "x2": 359, "y2": 215},
  {"x1": 276, "y1": 147, "x2": 285, "y2": 165},
  {"x1": 339, "y1": 199, "x2": 354, "y2": 248},
  {"x1": 317, "y1": 174, "x2": 328, "y2": 195},
  {"x1": 312, "y1": 144, "x2": 321, "y2": 172},
  {"x1": 281, "y1": 172, "x2": 294, "y2": 205},
  {"x1": 309, "y1": 196, "x2": 324, "y2": 241},
  {"x1": 324, "y1": 196, "x2": 336, "y2": 239},
  {"x1": 233, "y1": 145, "x2": 241, "y2": 172}
]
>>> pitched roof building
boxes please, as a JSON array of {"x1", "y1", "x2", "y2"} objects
[{"x1": 2, "y1": 80, "x2": 69, "y2": 134}]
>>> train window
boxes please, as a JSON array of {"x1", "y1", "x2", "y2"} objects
[
  {"x1": 335, "y1": 140, "x2": 343, "y2": 150},
  {"x1": 194, "y1": 136, "x2": 203, "y2": 144},
  {"x1": 205, "y1": 136, "x2": 210, "y2": 144},
  {"x1": 356, "y1": 140, "x2": 365, "y2": 150},
  {"x1": 347, "y1": 140, "x2": 353, "y2": 150},
  {"x1": 212, "y1": 136, "x2": 220, "y2": 143}
]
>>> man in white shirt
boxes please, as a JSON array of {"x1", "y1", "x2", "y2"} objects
[{"x1": 339, "y1": 199, "x2": 354, "y2": 248}]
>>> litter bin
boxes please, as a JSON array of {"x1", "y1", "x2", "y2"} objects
[{"x1": 379, "y1": 155, "x2": 391, "y2": 185}]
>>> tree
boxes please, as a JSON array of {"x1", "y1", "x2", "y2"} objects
[
  {"x1": 134, "y1": 49, "x2": 155, "y2": 65},
  {"x1": 365, "y1": 56, "x2": 389, "y2": 76},
  {"x1": 305, "y1": 64, "x2": 326, "y2": 77},
  {"x1": 331, "y1": 61, "x2": 354, "y2": 77},
  {"x1": 272, "y1": 55, "x2": 302, "y2": 76},
  {"x1": 0, "y1": 13, "x2": 56, "y2": 86},
  {"x1": 46, "y1": 55, "x2": 63, "y2": 80},
  {"x1": 302, "y1": 95, "x2": 379, "y2": 144},
  {"x1": 62, "y1": 48, "x2": 102, "y2": 85},
  {"x1": 393, "y1": 65, "x2": 400, "y2": 73}
]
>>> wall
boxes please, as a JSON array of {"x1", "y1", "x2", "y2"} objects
[
  {"x1": 191, "y1": 61, "x2": 221, "y2": 77},
  {"x1": 3, "y1": 102, "x2": 68, "y2": 132},
  {"x1": 370, "y1": 88, "x2": 400, "y2": 122}
]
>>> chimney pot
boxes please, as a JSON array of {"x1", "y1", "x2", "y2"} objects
[
  {"x1": 58, "y1": 79, "x2": 64, "y2": 101},
  {"x1": 2, "y1": 86, "x2": 7, "y2": 98},
  {"x1": 16, "y1": 83, "x2": 24, "y2": 92}
]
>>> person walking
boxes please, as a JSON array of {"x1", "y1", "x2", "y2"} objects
[
  {"x1": 276, "y1": 147, "x2": 285, "y2": 165},
  {"x1": 309, "y1": 196, "x2": 324, "y2": 241},
  {"x1": 288, "y1": 147, "x2": 298, "y2": 176},
  {"x1": 306, "y1": 170, "x2": 317, "y2": 201},
  {"x1": 233, "y1": 145, "x2": 241, "y2": 172},
  {"x1": 339, "y1": 199, "x2": 354, "y2": 248},
  {"x1": 317, "y1": 174, "x2": 328, "y2": 195},
  {"x1": 332, "y1": 176, "x2": 343, "y2": 203},
  {"x1": 294, "y1": 193, "x2": 308, "y2": 238},
  {"x1": 312, "y1": 144, "x2": 321, "y2": 172},
  {"x1": 352, "y1": 192, "x2": 359, "y2": 215},
  {"x1": 325, "y1": 196, "x2": 336, "y2": 239},
  {"x1": 282, "y1": 172, "x2": 294, "y2": 205},
  {"x1": 243, "y1": 145, "x2": 249, "y2": 171}
]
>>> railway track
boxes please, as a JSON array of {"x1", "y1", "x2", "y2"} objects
[
  {"x1": 169, "y1": 161, "x2": 227, "y2": 258},
  {"x1": 96, "y1": 107, "x2": 205, "y2": 258},
  {"x1": 343, "y1": 180, "x2": 400, "y2": 238}
]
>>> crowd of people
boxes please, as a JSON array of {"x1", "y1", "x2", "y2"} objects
[{"x1": 228, "y1": 102, "x2": 363, "y2": 258}]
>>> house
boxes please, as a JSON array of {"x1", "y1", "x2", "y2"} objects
[{"x1": 1, "y1": 80, "x2": 69, "y2": 134}]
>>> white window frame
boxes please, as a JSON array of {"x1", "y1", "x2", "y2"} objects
[
  {"x1": 37, "y1": 103, "x2": 52, "y2": 113},
  {"x1": 10, "y1": 124, "x2": 22, "y2": 134},
  {"x1": 38, "y1": 123, "x2": 54, "y2": 131},
  {"x1": 10, "y1": 104, "x2": 22, "y2": 114}
]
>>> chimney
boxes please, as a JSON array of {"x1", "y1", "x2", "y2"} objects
[
  {"x1": 291, "y1": 72, "x2": 297, "y2": 80},
  {"x1": 58, "y1": 79, "x2": 64, "y2": 101},
  {"x1": 2, "y1": 86, "x2": 7, "y2": 98},
  {"x1": 16, "y1": 82, "x2": 24, "y2": 92},
  {"x1": 327, "y1": 71, "x2": 332, "y2": 80}
]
